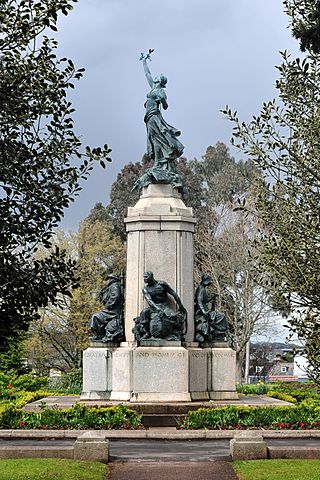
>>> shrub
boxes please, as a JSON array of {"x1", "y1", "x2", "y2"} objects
[
  {"x1": 236, "y1": 382, "x2": 270, "y2": 395},
  {"x1": 0, "y1": 371, "x2": 49, "y2": 401},
  {"x1": 0, "y1": 403, "x2": 143, "y2": 430},
  {"x1": 49, "y1": 370, "x2": 82, "y2": 395},
  {"x1": 269, "y1": 382, "x2": 320, "y2": 402},
  {"x1": 267, "y1": 391, "x2": 297, "y2": 403},
  {"x1": 180, "y1": 404, "x2": 320, "y2": 430}
]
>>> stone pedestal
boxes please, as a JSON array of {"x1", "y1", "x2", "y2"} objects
[
  {"x1": 110, "y1": 343, "x2": 136, "y2": 401},
  {"x1": 208, "y1": 347, "x2": 238, "y2": 400},
  {"x1": 131, "y1": 346, "x2": 190, "y2": 402},
  {"x1": 81, "y1": 184, "x2": 238, "y2": 403},
  {"x1": 189, "y1": 348, "x2": 210, "y2": 400},
  {"x1": 74, "y1": 432, "x2": 109, "y2": 463},
  {"x1": 124, "y1": 184, "x2": 196, "y2": 342},
  {"x1": 81, "y1": 345, "x2": 115, "y2": 400},
  {"x1": 81, "y1": 344, "x2": 238, "y2": 402},
  {"x1": 230, "y1": 432, "x2": 267, "y2": 460}
]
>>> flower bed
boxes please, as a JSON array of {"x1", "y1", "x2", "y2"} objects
[
  {"x1": 180, "y1": 404, "x2": 320, "y2": 430},
  {"x1": 0, "y1": 402, "x2": 143, "y2": 430}
]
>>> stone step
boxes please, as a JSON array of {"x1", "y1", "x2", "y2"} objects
[
  {"x1": 268, "y1": 446, "x2": 320, "y2": 459},
  {"x1": 142, "y1": 414, "x2": 184, "y2": 427}
]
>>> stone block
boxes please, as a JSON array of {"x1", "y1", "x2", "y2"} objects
[
  {"x1": 74, "y1": 431, "x2": 109, "y2": 463},
  {"x1": 131, "y1": 346, "x2": 191, "y2": 402},
  {"x1": 81, "y1": 347, "x2": 114, "y2": 400},
  {"x1": 268, "y1": 446, "x2": 320, "y2": 459},
  {"x1": 208, "y1": 348, "x2": 238, "y2": 400},
  {"x1": 0, "y1": 446, "x2": 74, "y2": 460},
  {"x1": 230, "y1": 432, "x2": 267, "y2": 460},
  {"x1": 188, "y1": 348, "x2": 209, "y2": 400},
  {"x1": 140, "y1": 340, "x2": 181, "y2": 347},
  {"x1": 110, "y1": 346, "x2": 135, "y2": 401}
]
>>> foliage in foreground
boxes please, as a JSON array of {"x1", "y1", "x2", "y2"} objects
[
  {"x1": 180, "y1": 404, "x2": 320, "y2": 430},
  {"x1": 236, "y1": 381, "x2": 270, "y2": 396},
  {"x1": 224, "y1": 0, "x2": 320, "y2": 382},
  {"x1": 0, "y1": 458, "x2": 106, "y2": 480},
  {"x1": 0, "y1": 0, "x2": 112, "y2": 359},
  {"x1": 234, "y1": 459, "x2": 320, "y2": 480},
  {"x1": 237, "y1": 381, "x2": 320, "y2": 404},
  {"x1": 0, "y1": 403, "x2": 143, "y2": 430}
]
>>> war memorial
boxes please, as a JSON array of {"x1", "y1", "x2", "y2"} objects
[{"x1": 81, "y1": 51, "x2": 238, "y2": 403}]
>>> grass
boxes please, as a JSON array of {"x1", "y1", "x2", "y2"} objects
[
  {"x1": 234, "y1": 459, "x2": 320, "y2": 479},
  {"x1": 0, "y1": 458, "x2": 107, "y2": 480}
]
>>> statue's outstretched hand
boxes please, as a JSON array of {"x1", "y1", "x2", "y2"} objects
[{"x1": 139, "y1": 49, "x2": 154, "y2": 61}]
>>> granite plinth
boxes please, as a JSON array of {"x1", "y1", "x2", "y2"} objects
[
  {"x1": 189, "y1": 348, "x2": 210, "y2": 400},
  {"x1": 81, "y1": 344, "x2": 238, "y2": 402},
  {"x1": 202, "y1": 341, "x2": 229, "y2": 349},
  {"x1": 89, "y1": 340, "x2": 120, "y2": 348},
  {"x1": 208, "y1": 347, "x2": 238, "y2": 400},
  {"x1": 140, "y1": 340, "x2": 181, "y2": 347},
  {"x1": 81, "y1": 347, "x2": 114, "y2": 400},
  {"x1": 131, "y1": 346, "x2": 191, "y2": 402},
  {"x1": 110, "y1": 345, "x2": 135, "y2": 401}
]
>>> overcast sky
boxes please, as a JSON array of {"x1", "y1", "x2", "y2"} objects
[{"x1": 56, "y1": 0, "x2": 299, "y2": 230}]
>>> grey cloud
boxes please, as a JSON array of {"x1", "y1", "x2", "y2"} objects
[{"x1": 55, "y1": 0, "x2": 298, "y2": 230}]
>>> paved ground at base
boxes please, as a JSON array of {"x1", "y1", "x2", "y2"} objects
[
  {"x1": 25, "y1": 394, "x2": 292, "y2": 411},
  {"x1": 108, "y1": 461, "x2": 238, "y2": 480},
  {"x1": 110, "y1": 440, "x2": 230, "y2": 462}
]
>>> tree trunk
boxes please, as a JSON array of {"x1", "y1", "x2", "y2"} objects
[{"x1": 236, "y1": 349, "x2": 246, "y2": 383}]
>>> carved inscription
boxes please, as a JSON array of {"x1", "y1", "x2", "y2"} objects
[
  {"x1": 191, "y1": 352, "x2": 208, "y2": 359},
  {"x1": 212, "y1": 353, "x2": 234, "y2": 358},
  {"x1": 136, "y1": 352, "x2": 185, "y2": 358},
  {"x1": 84, "y1": 351, "x2": 108, "y2": 358}
]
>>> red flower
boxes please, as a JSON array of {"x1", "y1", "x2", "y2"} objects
[
  {"x1": 18, "y1": 421, "x2": 29, "y2": 428},
  {"x1": 6, "y1": 384, "x2": 13, "y2": 389}
]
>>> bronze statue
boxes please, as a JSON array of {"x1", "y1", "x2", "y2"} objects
[
  {"x1": 133, "y1": 271, "x2": 187, "y2": 342},
  {"x1": 195, "y1": 273, "x2": 228, "y2": 344},
  {"x1": 132, "y1": 50, "x2": 185, "y2": 194},
  {"x1": 90, "y1": 274, "x2": 124, "y2": 343}
]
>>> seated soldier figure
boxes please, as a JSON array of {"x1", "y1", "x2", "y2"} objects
[
  {"x1": 90, "y1": 274, "x2": 124, "y2": 343},
  {"x1": 195, "y1": 273, "x2": 228, "y2": 344}
]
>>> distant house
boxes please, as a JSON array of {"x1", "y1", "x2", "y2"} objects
[
  {"x1": 248, "y1": 342, "x2": 303, "y2": 383},
  {"x1": 268, "y1": 355, "x2": 297, "y2": 382}
]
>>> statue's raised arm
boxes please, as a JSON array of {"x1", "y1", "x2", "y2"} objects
[{"x1": 140, "y1": 51, "x2": 154, "y2": 88}]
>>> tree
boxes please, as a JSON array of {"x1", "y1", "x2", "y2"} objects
[
  {"x1": 191, "y1": 142, "x2": 256, "y2": 209},
  {"x1": 0, "y1": 0, "x2": 111, "y2": 353},
  {"x1": 190, "y1": 143, "x2": 277, "y2": 380},
  {"x1": 25, "y1": 210, "x2": 126, "y2": 373},
  {"x1": 285, "y1": 0, "x2": 320, "y2": 53},
  {"x1": 195, "y1": 211, "x2": 276, "y2": 380},
  {"x1": 224, "y1": 0, "x2": 320, "y2": 381}
]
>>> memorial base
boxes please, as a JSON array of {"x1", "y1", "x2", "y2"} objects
[
  {"x1": 208, "y1": 347, "x2": 238, "y2": 400},
  {"x1": 131, "y1": 346, "x2": 191, "y2": 402},
  {"x1": 81, "y1": 344, "x2": 238, "y2": 402},
  {"x1": 81, "y1": 346, "x2": 115, "y2": 400}
]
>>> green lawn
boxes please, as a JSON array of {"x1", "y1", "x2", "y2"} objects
[
  {"x1": 0, "y1": 458, "x2": 107, "y2": 480},
  {"x1": 234, "y1": 459, "x2": 320, "y2": 480}
]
